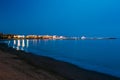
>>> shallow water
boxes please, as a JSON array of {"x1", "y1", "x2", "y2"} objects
[{"x1": 6, "y1": 39, "x2": 120, "y2": 77}]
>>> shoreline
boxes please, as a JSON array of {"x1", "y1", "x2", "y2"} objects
[{"x1": 0, "y1": 43, "x2": 120, "y2": 80}]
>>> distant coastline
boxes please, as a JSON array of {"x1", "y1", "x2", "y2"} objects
[{"x1": 0, "y1": 32, "x2": 117, "y2": 40}]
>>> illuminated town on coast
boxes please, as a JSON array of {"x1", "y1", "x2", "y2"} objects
[{"x1": 0, "y1": 32, "x2": 117, "y2": 40}]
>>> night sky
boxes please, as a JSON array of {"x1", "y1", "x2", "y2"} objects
[{"x1": 0, "y1": 0, "x2": 120, "y2": 37}]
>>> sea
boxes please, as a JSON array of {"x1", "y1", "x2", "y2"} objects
[{"x1": 3, "y1": 39, "x2": 120, "y2": 78}]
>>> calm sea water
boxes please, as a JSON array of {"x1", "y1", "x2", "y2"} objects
[{"x1": 5, "y1": 39, "x2": 120, "y2": 77}]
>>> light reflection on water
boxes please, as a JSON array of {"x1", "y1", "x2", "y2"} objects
[
  {"x1": 8, "y1": 39, "x2": 30, "y2": 51},
  {"x1": 26, "y1": 39, "x2": 29, "y2": 48}
]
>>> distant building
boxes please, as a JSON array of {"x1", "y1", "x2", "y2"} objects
[
  {"x1": 52, "y1": 35, "x2": 57, "y2": 39},
  {"x1": 14, "y1": 35, "x2": 25, "y2": 39},
  {"x1": 59, "y1": 36, "x2": 66, "y2": 39},
  {"x1": 42, "y1": 35, "x2": 53, "y2": 39},
  {"x1": 81, "y1": 36, "x2": 86, "y2": 40},
  {"x1": 26, "y1": 35, "x2": 38, "y2": 39},
  {"x1": 59, "y1": 36, "x2": 62, "y2": 39}
]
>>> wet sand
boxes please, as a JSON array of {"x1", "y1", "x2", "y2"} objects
[{"x1": 0, "y1": 43, "x2": 120, "y2": 80}]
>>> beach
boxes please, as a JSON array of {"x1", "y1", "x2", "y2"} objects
[{"x1": 0, "y1": 43, "x2": 120, "y2": 80}]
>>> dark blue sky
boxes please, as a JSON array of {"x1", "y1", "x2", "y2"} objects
[{"x1": 0, "y1": 0, "x2": 120, "y2": 37}]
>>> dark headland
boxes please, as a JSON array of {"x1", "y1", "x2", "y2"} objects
[{"x1": 0, "y1": 43, "x2": 120, "y2": 80}]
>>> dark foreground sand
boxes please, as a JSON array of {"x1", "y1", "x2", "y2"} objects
[{"x1": 0, "y1": 43, "x2": 120, "y2": 80}]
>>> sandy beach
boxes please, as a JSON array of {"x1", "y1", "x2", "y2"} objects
[{"x1": 0, "y1": 43, "x2": 120, "y2": 80}]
